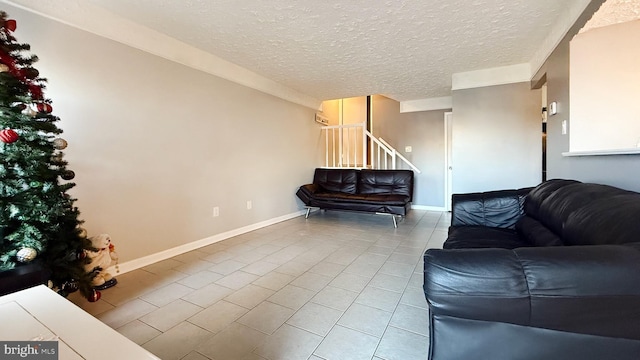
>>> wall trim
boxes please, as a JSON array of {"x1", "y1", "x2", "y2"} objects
[
  {"x1": 3, "y1": 0, "x2": 321, "y2": 110},
  {"x1": 399, "y1": 97, "x2": 453, "y2": 113},
  {"x1": 452, "y1": 63, "x2": 532, "y2": 91},
  {"x1": 411, "y1": 205, "x2": 446, "y2": 212},
  {"x1": 108, "y1": 210, "x2": 306, "y2": 276}
]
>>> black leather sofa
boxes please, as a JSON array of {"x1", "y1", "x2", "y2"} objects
[
  {"x1": 423, "y1": 179, "x2": 640, "y2": 360},
  {"x1": 296, "y1": 168, "x2": 414, "y2": 227}
]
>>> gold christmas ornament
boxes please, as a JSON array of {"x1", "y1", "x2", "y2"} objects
[
  {"x1": 78, "y1": 227, "x2": 88, "y2": 238},
  {"x1": 50, "y1": 152, "x2": 63, "y2": 162},
  {"x1": 16, "y1": 247, "x2": 37, "y2": 262},
  {"x1": 0, "y1": 64, "x2": 8, "y2": 72},
  {"x1": 53, "y1": 138, "x2": 68, "y2": 150}
]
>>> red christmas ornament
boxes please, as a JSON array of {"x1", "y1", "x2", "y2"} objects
[
  {"x1": 2, "y1": 19, "x2": 17, "y2": 32},
  {"x1": 0, "y1": 129, "x2": 19, "y2": 143},
  {"x1": 22, "y1": 67, "x2": 39, "y2": 79},
  {"x1": 87, "y1": 289, "x2": 101, "y2": 302},
  {"x1": 36, "y1": 103, "x2": 53, "y2": 113}
]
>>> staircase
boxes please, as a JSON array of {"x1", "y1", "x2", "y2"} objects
[{"x1": 320, "y1": 123, "x2": 420, "y2": 173}]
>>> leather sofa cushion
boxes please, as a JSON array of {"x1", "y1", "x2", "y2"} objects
[
  {"x1": 313, "y1": 192, "x2": 409, "y2": 206},
  {"x1": 313, "y1": 168, "x2": 358, "y2": 194},
  {"x1": 445, "y1": 226, "x2": 531, "y2": 250},
  {"x1": 358, "y1": 169, "x2": 413, "y2": 199},
  {"x1": 515, "y1": 216, "x2": 564, "y2": 247},
  {"x1": 451, "y1": 188, "x2": 530, "y2": 229},
  {"x1": 563, "y1": 194, "x2": 640, "y2": 246},
  {"x1": 535, "y1": 183, "x2": 631, "y2": 236},
  {"x1": 524, "y1": 179, "x2": 580, "y2": 221}
]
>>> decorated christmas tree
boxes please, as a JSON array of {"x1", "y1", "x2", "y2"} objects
[{"x1": 0, "y1": 11, "x2": 99, "y2": 301}]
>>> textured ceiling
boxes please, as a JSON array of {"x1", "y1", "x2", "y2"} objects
[
  {"x1": 40, "y1": 1, "x2": 590, "y2": 101},
  {"x1": 81, "y1": 0, "x2": 588, "y2": 101},
  {"x1": 581, "y1": 0, "x2": 640, "y2": 33}
]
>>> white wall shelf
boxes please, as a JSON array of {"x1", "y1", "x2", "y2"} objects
[{"x1": 562, "y1": 148, "x2": 640, "y2": 157}]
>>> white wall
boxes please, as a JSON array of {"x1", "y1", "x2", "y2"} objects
[
  {"x1": 451, "y1": 82, "x2": 542, "y2": 193},
  {"x1": 569, "y1": 20, "x2": 640, "y2": 152},
  {"x1": 7, "y1": 5, "x2": 322, "y2": 263}
]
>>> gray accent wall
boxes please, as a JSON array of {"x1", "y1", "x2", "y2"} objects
[
  {"x1": 7, "y1": 5, "x2": 322, "y2": 263},
  {"x1": 372, "y1": 95, "x2": 447, "y2": 208},
  {"x1": 541, "y1": 0, "x2": 640, "y2": 192},
  {"x1": 451, "y1": 83, "x2": 542, "y2": 193}
]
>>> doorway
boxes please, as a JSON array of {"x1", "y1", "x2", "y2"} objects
[{"x1": 444, "y1": 112, "x2": 453, "y2": 211}]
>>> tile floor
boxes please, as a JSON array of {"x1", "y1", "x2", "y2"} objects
[{"x1": 69, "y1": 209, "x2": 450, "y2": 360}]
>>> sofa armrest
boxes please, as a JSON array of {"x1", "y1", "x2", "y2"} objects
[
  {"x1": 423, "y1": 243, "x2": 640, "y2": 340},
  {"x1": 295, "y1": 183, "x2": 321, "y2": 205},
  {"x1": 451, "y1": 187, "x2": 532, "y2": 229}
]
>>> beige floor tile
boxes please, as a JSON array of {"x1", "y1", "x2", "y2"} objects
[
  {"x1": 252, "y1": 243, "x2": 283, "y2": 255},
  {"x1": 369, "y1": 272, "x2": 410, "y2": 293},
  {"x1": 378, "y1": 260, "x2": 416, "y2": 278},
  {"x1": 181, "y1": 283, "x2": 235, "y2": 307},
  {"x1": 139, "y1": 299, "x2": 203, "y2": 332},
  {"x1": 389, "y1": 303, "x2": 430, "y2": 336},
  {"x1": 311, "y1": 286, "x2": 359, "y2": 312},
  {"x1": 329, "y1": 272, "x2": 371, "y2": 293},
  {"x1": 366, "y1": 245, "x2": 396, "y2": 256},
  {"x1": 252, "y1": 271, "x2": 295, "y2": 291},
  {"x1": 187, "y1": 300, "x2": 248, "y2": 333},
  {"x1": 151, "y1": 269, "x2": 191, "y2": 289},
  {"x1": 290, "y1": 271, "x2": 333, "y2": 292},
  {"x1": 274, "y1": 260, "x2": 313, "y2": 277},
  {"x1": 388, "y1": 252, "x2": 421, "y2": 265},
  {"x1": 68, "y1": 291, "x2": 114, "y2": 316},
  {"x1": 338, "y1": 302, "x2": 393, "y2": 337},
  {"x1": 308, "y1": 261, "x2": 346, "y2": 277},
  {"x1": 177, "y1": 270, "x2": 224, "y2": 289},
  {"x1": 355, "y1": 286, "x2": 402, "y2": 312},
  {"x1": 323, "y1": 248, "x2": 363, "y2": 265},
  {"x1": 214, "y1": 271, "x2": 260, "y2": 290},
  {"x1": 237, "y1": 301, "x2": 295, "y2": 335},
  {"x1": 171, "y1": 250, "x2": 208, "y2": 264},
  {"x1": 400, "y1": 286, "x2": 429, "y2": 309},
  {"x1": 375, "y1": 325, "x2": 429, "y2": 360},
  {"x1": 94, "y1": 210, "x2": 442, "y2": 360},
  {"x1": 407, "y1": 272, "x2": 424, "y2": 289},
  {"x1": 224, "y1": 284, "x2": 275, "y2": 309},
  {"x1": 196, "y1": 322, "x2": 267, "y2": 359},
  {"x1": 97, "y1": 298, "x2": 158, "y2": 329},
  {"x1": 209, "y1": 259, "x2": 248, "y2": 275},
  {"x1": 268, "y1": 284, "x2": 316, "y2": 310},
  {"x1": 234, "y1": 250, "x2": 268, "y2": 264},
  {"x1": 115, "y1": 320, "x2": 162, "y2": 345},
  {"x1": 241, "y1": 260, "x2": 280, "y2": 276},
  {"x1": 139, "y1": 283, "x2": 194, "y2": 307},
  {"x1": 174, "y1": 259, "x2": 217, "y2": 275},
  {"x1": 142, "y1": 321, "x2": 212, "y2": 360},
  {"x1": 287, "y1": 302, "x2": 343, "y2": 336},
  {"x1": 143, "y1": 258, "x2": 184, "y2": 274},
  {"x1": 180, "y1": 351, "x2": 211, "y2": 360},
  {"x1": 255, "y1": 324, "x2": 323, "y2": 360},
  {"x1": 202, "y1": 250, "x2": 234, "y2": 263},
  {"x1": 314, "y1": 325, "x2": 380, "y2": 360}
]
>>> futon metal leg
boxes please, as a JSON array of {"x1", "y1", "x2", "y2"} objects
[
  {"x1": 392, "y1": 215, "x2": 397, "y2": 228},
  {"x1": 305, "y1": 207, "x2": 311, "y2": 219}
]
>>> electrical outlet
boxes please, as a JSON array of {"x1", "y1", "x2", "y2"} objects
[
  {"x1": 213, "y1": 206, "x2": 219, "y2": 217},
  {"x1": 247, "y1": 201, "x2": 252, "y2": 210}
]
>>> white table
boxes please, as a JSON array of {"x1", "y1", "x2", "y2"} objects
[{"x1": 0, "y1": 285, "x2": 160, "y2": 360}]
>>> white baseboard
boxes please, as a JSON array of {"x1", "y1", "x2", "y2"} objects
[
  {"x1": 108, "y1": 210, "x2": 306, "y2": 276},
  {"x1": 411, "y1": 205, "x2": 446, "y2": 212}
]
